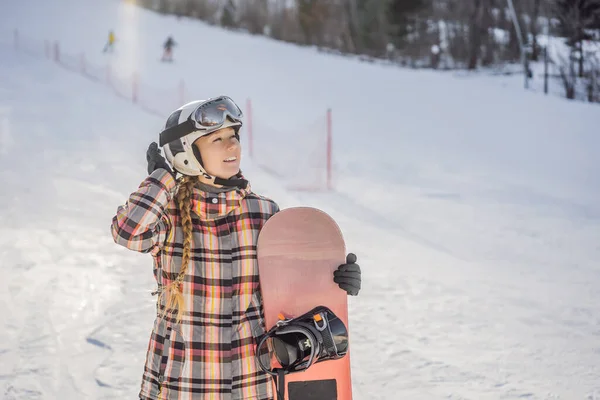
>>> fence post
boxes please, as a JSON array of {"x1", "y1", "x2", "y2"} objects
[
  {"x1": 246, "y1": 98, "x2": 253, "y2": 159},
  {"x1": 326, "y1": 108, "x2": 333, "y2": 191},
  {"x1": 544, "y1": 46, "x2": 549, "y2": 95},
  {"x1": 132, "y1": 72, "x2": 139, "y2": 104}
]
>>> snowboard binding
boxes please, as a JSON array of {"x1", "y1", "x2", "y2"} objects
[{"x1": 256, "y1": 306, "x2": 348, "y2": 399}]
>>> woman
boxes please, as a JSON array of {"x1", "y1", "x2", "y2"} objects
[{"x1": 111, "y1": 96, "x2": 361, "y2": 399}]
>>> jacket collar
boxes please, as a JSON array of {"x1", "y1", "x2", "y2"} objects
[{"x1": 190, "y1": 181, "x2": 251, "y2": 221}]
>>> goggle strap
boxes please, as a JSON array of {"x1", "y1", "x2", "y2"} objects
[{"x1": 159, "y1": 118, "x2": 196, "y2": 147}]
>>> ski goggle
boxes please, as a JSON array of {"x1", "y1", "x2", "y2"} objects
[{"x1": 159, "y1": 96, "x2": 243, "y2": 146}]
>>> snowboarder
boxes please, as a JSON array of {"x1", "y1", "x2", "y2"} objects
[
  {"x1": 111, "y1": 96, "x2": 361, "y2": 399},
  {"x1": 103, "y1": 30, "x2": 115, "y2": 53},
  {"x1": 161, "y1": 35, "x2": 176, "y2": 62}
]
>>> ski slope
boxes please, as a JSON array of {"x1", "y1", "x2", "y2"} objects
[{"x1": 1, "y1": 0, "x2": 599, "y2": 399}]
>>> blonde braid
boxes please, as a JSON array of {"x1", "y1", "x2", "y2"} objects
[{"x1": 158, "y1": 176, "x2": 196, "y2": 323}]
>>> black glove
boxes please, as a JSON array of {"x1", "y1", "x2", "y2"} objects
[
  {"x1": 333, "y1": 253, "x2": 361, "y2": 296},
  {"x1": 146, "y1": 142, "x2": 175, "y2": 177}
]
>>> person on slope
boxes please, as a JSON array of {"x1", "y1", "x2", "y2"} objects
[
  {"x1": 103, "y1": 30, "x2": 115, "y2": 53},
  {"x1": 161, "y1": 36, "x2": 176, "y2": 62},
  {"x1": 110, "y1": 96, "x2": 362, "y2": 399}
]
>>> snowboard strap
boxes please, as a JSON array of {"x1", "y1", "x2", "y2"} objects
[{"x1": 272, "y1": 368, "x2": 286, "y2": 400}]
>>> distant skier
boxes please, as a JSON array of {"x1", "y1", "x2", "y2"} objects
[
  {"x1": 161, "y1": 36, "x2": 176, "y2": 62},
  {"x1": 103, "y1": 30, "x2": 115, "y2": 53}
]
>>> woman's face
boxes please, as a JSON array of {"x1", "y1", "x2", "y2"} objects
[{"x1": 193, "y1": 127, "x2": 241, "y2": 180}]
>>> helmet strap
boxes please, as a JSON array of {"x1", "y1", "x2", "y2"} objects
[
  {"x1": 192, "y1": 145, "x2": 204, "y2": 170},
  {"x1": 214, "y1": 175, "x2": 248, "y2": 189}
]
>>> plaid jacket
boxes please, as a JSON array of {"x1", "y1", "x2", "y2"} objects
[{"x1": 111, "y1": 169, "x2": 279, "y2": 400}]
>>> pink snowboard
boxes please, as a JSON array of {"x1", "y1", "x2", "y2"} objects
[{"x1": 257, "y1": 207, "x2": 352, "y2": 400}]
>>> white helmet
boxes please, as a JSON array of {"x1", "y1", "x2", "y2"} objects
[{"x1": 160, "y1": 96, "x2": 243, "y2": 179}]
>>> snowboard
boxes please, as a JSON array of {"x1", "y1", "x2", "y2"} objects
[{"x1": 257, "y1": 206, "x2": 353, "y2": 400}]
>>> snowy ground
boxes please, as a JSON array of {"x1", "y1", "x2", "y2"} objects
[{"x1": 0, "y1": 0, "x2": 599, "y2": 399}]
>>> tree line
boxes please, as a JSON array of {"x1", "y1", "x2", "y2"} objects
[{"x1": 140, "y1": 0, "x2": 600, "y2": 102}]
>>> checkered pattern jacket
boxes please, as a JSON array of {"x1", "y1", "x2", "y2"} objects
[{"x1": 111, "y1": 169, "x2": 279, "y2": 400}]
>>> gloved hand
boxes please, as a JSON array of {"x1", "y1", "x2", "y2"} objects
[
  {"x1": 146, "y1": 142, "x2": 175, "y2": 177},
  {"x1": 333, "y1": 253, "x2": 361, "y2": 296}
]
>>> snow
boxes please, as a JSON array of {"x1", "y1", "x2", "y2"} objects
[{"x1": 1, "y1": 0, "x2": 599, "y2": 399}]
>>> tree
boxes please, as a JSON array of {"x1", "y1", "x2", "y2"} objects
[
  {"x1": 238, "y1": 0, "x2": 269, "y2": 35},
  {"x1": 355, "y1": 0, "x2": 389, "y2": 55},
  {"x1": 467, "y1": 0, "x2": 485, "y2": 69},
  {"x1": 387, "y1": 0, "x2": 430, "y2": 47},
  {"x1": 531, "y1": 0, "x2": 543, "y2": 61},
  {"x1": 221, "y1": 0, "x2": 237, "y2": 29},
  {"x1": 505, "y1": 0, "x2": 526, "y2": 63},
  {"x1": 554, "y1": 0, "x2": 600, "y2": 77},
  {"x1": 297, "y1": 0, "x2": 329, "y2": 45},
  {"x1": 185, "y1": 0, "x2": 219, "y2": 22}
]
